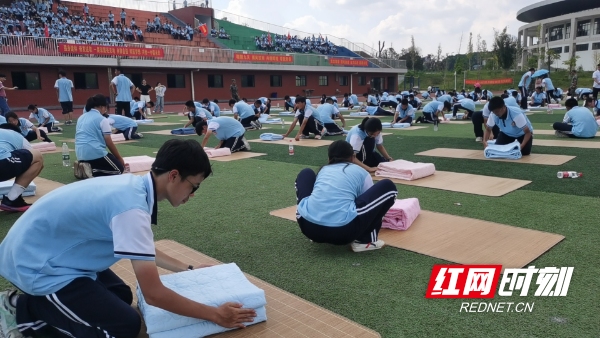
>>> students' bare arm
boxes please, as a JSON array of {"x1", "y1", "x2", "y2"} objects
[
  {"x1": 201, "y1": 131, "x2": 211, "y2": 148},
  {"x1": 111, "y1": 83, "x2": 118, "y2": 96},
  {"x1": 155, "y1": 249, "x2": 212, "y2": 271},
  {"x1": 282, "y1": 119, "x2": 298, "y2": 138},
  {"x1": 520, "y1": 127, "x2": 532, "y2": 151},
  {"x1": 376, "y1": 144, "x2": 392, "y2": 161},
  {"x1": 338, "y1": 114, "x2": 346, "y2": 128},
  {"x1": 31, "y1": 125, "x2": 43, "y2": 141},
  {"x1": 214, "y1": 140, "x2": 224, "y2": 149},
  {"x1": 295, "y1": 119, "x2": 308, "y2": 141},
  {"x1": 103, "y1": 135, "x2": 125, "y2": 166},
  {"x1": 352, "y1": 156, "x2": 376, "y2": 173}
]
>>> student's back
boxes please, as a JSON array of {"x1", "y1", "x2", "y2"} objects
[
  {"x1": 0, "y1": 129, "x2": 25, "y2": 160},
  {"x1": 234, "y1": 101, "x2": 254, "y2": 118},
  {"x1": 566, "y1": 107, "x2": 598, "y2": 138},
  {"x1": 75, "y1": 109, "x2": 109, "y2": 161},
  {"x1": 108, "y1": 114, "x2": 137, "y2": 130},
  {"x1": 209, "y1": 116, "x2": 245, "y2": 140},
  {"x1": 316, "y1": 103, "x2": 336, "y2": 123},
  {"x1": 297, "y1": 163, "x2": 369, "y2": 227}
]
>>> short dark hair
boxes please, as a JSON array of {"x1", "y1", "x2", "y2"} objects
[
  {"x1": 147, "y1": 101, "x2": 155, "y2": 107},
  {"x1": 228, "y1": 99, "x2": 236, "y2": 106},
  {"x1": 85, "y1": 94, "x2": 108, "y2": 111},
  {"x1": 202, "y1": 98, "x2": 209, "y2": 104},
  {"x1": 242, "y1": 98, "x2": 248, "y2": 102},
  {"x1": 254, "y1": 100, "x2": 262, "y2": 105},
  {"x1": 185, "y1": 100, "x2": 195, "y2": 108},
  {"x1": 58, "y1": 70, "x2": 66, "y2": 77},
  {"x1": 443, "y1": 101, "x2": 451, "y2": 110},
  {"x1": 511, "y1": 91, "x2": 518, "y2": 97},
  {"x1": 326, "y1": 140, "x2": 354, "y2": 167},
  {"x1": 5, "y1": 112, "x2": 18, "y2": 120},
  {"x1": 115, "y1": 67, "x2": 123, "y2": 73},
  {"x1": 27, "y1": 104, "x2": 37, "y2": 110},
  {"x1": 529, "y1": 68, "x2": 535, "y2": 71},
  {"x1": 133, "y1": 97, "x2": 140, "y2": 101},
  {"x1": 565, "y1": 98, "x2": 578, "y2": 109},
  {"x1": 358, "y1": 117, "x2": 382, "y2": 133},
  {"x1": 325, "y1": 97, "x2": 333, "y2": 103},
  {"x1": 194, "y1": 119, "x2": 208, "y2": 136},
  {"x1": 401, "y1": 98, "x2": 409, "y2": 105},
  {"x1": 363, "y1": 93, "x2": 368, "y2": 97},
  {"x1": 284, "y1": 95, "x2": 290, "y2": 100},
  {"x1": 296, "y1": 96, "x2": 307, "y2": 104},
  {"x1": 408, "y1": 94, "x2": 414, "y2": 99},
  {"x1": 488, "y1": 96, "x2": 505, "y2": 111},
  {"x1": 152, "y1": 139, "x2": 212, "y2": 180},
  {"x1": 213, "y1": 99, "x2": 219, "y2": 104}
]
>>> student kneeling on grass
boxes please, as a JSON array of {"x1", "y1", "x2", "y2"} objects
[
  {"x1": 28, "y1": 105, "x2": 62, "y2": 132},
  {"x1": 184, "y1": 100, "x2": 212, "y2": 128},
  {"x1": 0, "y1": 139, "x2": 258, "y2": 338},
  {"x1": 416, "y1": 101, "x2": 451, "y2": 123},
  {"x1": 5, "y1": 112, "x2": 52, "y2": 143},
  {"x1": 484, "y1": 96, "x2": 534, "y2": 155},
  {"x1": 74, "y1": 94, "x2": 125, "y2": 179},
  {"x1": 230, "y1": 99, "x2": 262, "y2": 130},
  {"x1": 553, "y1": 98, "x2": 599, "y2": 138},
  {"x1": 585, "y1": 97, "x2": 600, "y2": 115},
  {"x1": 283, "y1": 97, "x2": 323, "y2": 140},
  {"x1": 295, "y1": 140, "x2": 397, "y2": 252},
  {"x1": 202, "y1": 98, "x2": 221, "y2": 117},
  {"x1": 393, "y1": 99, "x2": 415, "y2": 124},
  {"x1": 0, "y1": 127, "x2": 43, "y2": 212},
  {"x1": 317, "y1": 98, "x2": 346, "y2": 136},
  {"x1": 346, "y1": 117, "x2": 392, "y2": 172},
  {"x1": 195, "y1": 116, "x2": 251, "y2": 152},
  {"x1": 107, "y1": 113, "x2": 143, "y2": 140},
  {"x1": 360, "y1": 105, "x2": 394, "y2": 116}
]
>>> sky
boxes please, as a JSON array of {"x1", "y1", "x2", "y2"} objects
[{"x1": 212, "y1": 0, "x2": 543, "y2": 56}]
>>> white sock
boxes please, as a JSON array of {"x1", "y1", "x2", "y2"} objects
[{"x1": 7, "y1": 184, "x2": 25, "y2": 201}]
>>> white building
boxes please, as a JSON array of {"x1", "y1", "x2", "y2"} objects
[{"x1": 517, "y1": 0, "x2": 600, "y2": 71}]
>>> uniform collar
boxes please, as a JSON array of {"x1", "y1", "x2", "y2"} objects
[{"x1": 143, "y1": 172, "x2": 158, "y2": 225}]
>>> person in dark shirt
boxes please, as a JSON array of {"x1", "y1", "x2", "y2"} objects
[{"x1": 136, "y1": 80, "x2": 154, "y2": 116}]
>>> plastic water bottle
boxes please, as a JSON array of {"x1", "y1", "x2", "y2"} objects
[
  {"x1": 289, "y1": 139, "x2": 294, "y2": 155},
  {"x1": 62, "y1": 142, "x2": 70, "y2": 167},
  {"x1": 281, "y1": 119, "x2": 285, "y2": 128},
  {"x1": 557, "y1": 171, "x2": 582, "y2": 178},
  {"x1": 547, "y1": 107, "x2": 553, "y2": 114}
]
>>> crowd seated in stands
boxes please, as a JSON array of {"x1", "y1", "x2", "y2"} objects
[
  {"x1": 254, "y1": 33, "x2": 338, "y2": 55},
  {"x1": 211, "y1": 27, "x2": 230, "y2": 40}
]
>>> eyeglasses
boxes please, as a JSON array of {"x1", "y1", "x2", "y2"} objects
[{"x1": 152, "y1": 167, "x2": 199, "y2": 194}]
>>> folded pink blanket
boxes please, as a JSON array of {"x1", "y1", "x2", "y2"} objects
[
  {"x1": 30, "y1": 142, "x2": 56, "y2": 152},
  {"x1": 382, "y1": 198, "x2": 421, "y2": 230},
  {"x1": 547, "y1": 104, "x2": 562, "y2": 109},
  {"x1": 111, "y1": 133, "x2": 126, "y2": 142},
  {"x1": 124, "y1": 155, "x2": 155, "y2": 173},
  {"x1": 375, "y1": 160, "x2": 435, "y2": 181},
  {"x1": 204, "y1": 148, "x2": 232, "y2": 158}
]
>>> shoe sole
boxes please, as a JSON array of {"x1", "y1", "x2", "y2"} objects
[
  {"x1": 351, "y1": 243, "x2": 386, "y2": 252},
  {"x1": 0, "y1": 204, "x2": 30, "y2": 212}
]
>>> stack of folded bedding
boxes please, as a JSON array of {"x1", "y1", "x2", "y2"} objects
[
  {"x1": 375, "y1": 160, "x2": 436, "y2": 181},
  {"x1": 171, "y1": 128, "x2": 196, "y2": 135},
  {"x1": 123, "y1": 156, "x2": 155, "y2": 173},
  {"x1": 204, "y1": 148, "x2": 232, "y2": 158},
  {"x1": 484, "y1": 140, "x2": 522, "y2": 159},
  {"x1": 259, "y1": 133, "x2": 284, "y2": 141},
  {"x1": 382, "y1": 198, "x2": 421, "y2": 230}
]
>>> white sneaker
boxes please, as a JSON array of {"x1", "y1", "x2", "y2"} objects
[
  {"x1": 351, "y1": 240, "x2": 385, "y2": 252},
  {"x1": 299, "y1": 135, "x2": 309, "y2": 139},
  {"x1": 554, "y1": 130, "x2": 569, "y2": 138},
  {"x1": 475, "y1": 137, "x2": 483, "y2": 142},
  {"x1": 241, "y1": 137, "x2": 251, "y2": 151},
  {"x1": 315, "y1": 135, "x2": 322, "y2": 140},
  {"x1": 451, "y1": 116, "x2": 457, "y2": 120},
  {"x1": 0, "y1": 290, "x2": 23, "y2": 338},
  {"x1": 136, "y1": 133, "x2": 144, "y2": 138}
]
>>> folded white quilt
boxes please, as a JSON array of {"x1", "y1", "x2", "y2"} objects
[
  {"x1": 381, "y1": 122, "x2": 411, "y2": 128},
  {"x1": 111, "y1": 133, "x2": 126, "y2": 142},
  {"x1": 484, "y1": 140, "x2": 522, "y2": 159},
  {"x1": 137, "y1": 263, "x2": 267, "y2": 338},
  {"x1": 375, "y1": 160, "x2": 436, "y2": 181},
  {"x1": 0, "y1": 181, "x2": 36, "y2": 197},
  {"x1": 135, "y1": 119, "x2": 154, "y2": 124},
  {"x1": 123, "y1": 156, "x2": 155, "y2": 173},
  {"x1": 444, "y1": 113, "x2": 464, "y2": 119},
  {"x1": 204, "y1": 147, "x2": 232, "y2": 158}
]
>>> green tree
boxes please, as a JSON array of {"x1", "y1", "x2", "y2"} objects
[
  {"x1": 545, "y1": 49, "x2": 560, "y2": 71},
  {"x1": 562, "y1": 55, "x2": 580, "y2": 72},
  {"x1": 467, "y1": 32, "x2": 473, "y2": 71},
  {"x1": 492, "y1": 27, "x2": 519, "y2": 70}
]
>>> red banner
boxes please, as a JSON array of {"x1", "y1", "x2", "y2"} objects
[
  {"x1": 233, "y1": 53, "x2": 293, "y2": 63},
  {"x1": 199, "y1": 24, "x2": 208, "y2": 37},
  {"x1": 59, "y1": 43, "x2": 164, "y2": 58},
  {"x1": 329, "y1": 58, "x2": 369, "y2": 67},
  {"x1": 465, "y1": 78, "x2": 513, "y2": 85}
]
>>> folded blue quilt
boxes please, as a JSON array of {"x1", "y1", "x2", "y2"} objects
[
  {"x1": 350, "y1": 112, "x2": 369, "y2": 116},
  {"x1": 381, "y1": 122, "x2": 411, "y2": 128},
  {"x1": 0, "y1": 181, "x2": 35, "y2": 198},
  {"x1": 484, "y1": 140, "x2": 522, "y2": 159},
  {"x1": 444, "y1": 113, "x2": 464, "y2": 119},
  {"x1": 278, "y1": 112, "x2": 294, "y2": 116},
  {"x1": 137, "y1": 263, "x2": 267, "y2": 338},
  {"x1": 171, "y1": 128, "x2": 196, "y2": 135},
  {"x1": 258, "y1": 116, "x2": 282, "y2": 124},
  {"x1": 260, "y1": 133, "x2": 284, "y2": 141},
  {"x1": 135, "y1": 119, "x2": 154, "y2": 124},
  {"x1": 220, "y1": 110, "x2": 233, "y2": 115}
]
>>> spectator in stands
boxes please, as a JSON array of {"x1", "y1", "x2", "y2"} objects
[
  {"x1": 83, "y1": 4, "x2": 89, "y2": 17},
  {"x1": 108, "y1": 10, "x2": 114, "y2": 28},
  {"x1": 211, "y1": 28, "x2": 216, "y2": 37},
  {"x1": 136, "y1": 27, "x2": 143, "y2": 41},
  {"x1": 154, "y1": 14, "x2": 161, "y2": 32},
  {"x1": 130, "y1": 17, "x2": 136, "y2": 30},
  {"x1": 173, "y1": 0, "x2": 176, "y2": 10},
  {"x1": 154, "y1": 82, "x2": 166, "y2": 114},
  {"x1": 120, "y1": 8, "x2": 125, "y2": 25}
]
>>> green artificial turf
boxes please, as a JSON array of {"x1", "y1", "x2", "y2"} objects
[{"x1": 1, "y1": 111, "x2": 599, "y2": 337}]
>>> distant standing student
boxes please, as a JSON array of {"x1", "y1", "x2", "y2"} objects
[
  {"x1": 230, "y1": 79, "x2": 240, "y2": 101},
  {"x1": 120, "y1": 8, "x2": 126, "y2": 25},
  {"x1": 153, "y1": 82, "x2": 166, "y2": 113},
  {"x1": 136, "y1": 79, "x2": 154, "y2": 116},
  {"x1": 484, "y1": 97, "x2": 534, "y2": 155},
  {"x1": 295, "y1": 140, "x2": 397, "y2": 252},
  {"x1": 111, "y1": 68, "x2": 135, "y2": 116},
  {"x1": 0, "y1": 74, "x2": 17, "y2": 117},
  {"x1": 553, "y1": 98, "x2": 599, "y2": 138},
  {"x1": 518, "y1": 68, "x2": 535, "y2": 109},
  {"x1": 346, "y1": 117, "x2": 392, "y2": 171},
  {"x1": 541, "y1": 74, "x2": 556, "y2": 105},
  {"x1": 593, "y1": 64, "x2": 600, "y2": 100},
  {"x1": 55, "y1": 70, "x2": 74, "y2": 125}
]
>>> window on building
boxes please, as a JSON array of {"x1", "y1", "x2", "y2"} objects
[
  {"x1": 339, "y1": 75, "x2": 348, "y2": 86},
  {"x1": 208, "y1": 74, "x2": 223, "y2": 88},
  {"x1": 11, "y1": 72, "x2": 40, "y2": 90},
  {"x1": 358, "y1": 76, "x2": 366, "y2": 86},
  {"x1": 270, "y1": 75, "x2": 282, "y2": 87},
  {"x1": 241, "y1": 75, "x2": 254, "y2": 87},
  {"x1": 167, "y1": 74, "x2": 185, "y2": 88},
  {"x1": 549, "y1": 47, "x2": 562, "y2": 54},
  {"x1": 565, "y1": 23, "x2": 571, "y2": 39},
  {"x1": 296, "y1": 75, "x2": 306, "y2": 87},
  {"x1": 549, "y1": 25, "x2": 563, "y2": 41},
  {"x1": 564, "y1": 45, "x2": 570, "y2": 53},
  {"x1": 576, "y1": 20, "x2": 590, "y2": 37},
  {"x1": 73, "y1": 72, "x2": 98, "y2": 89},
  {"x1": 319, "y1": 76, "x2": 328, "y2": 86},
  {"x1": 595, "y1": 19, "x2": 600, "y2": 35},
  {"x1": 575, "y1": 43, "x2": 589, "y2": 52},
  {"x1": 123, "y1": 73, "x2": 142, "y2": 88},
  {"x1": 592, "y1": 43, "x2": 600, "y2": 50}
]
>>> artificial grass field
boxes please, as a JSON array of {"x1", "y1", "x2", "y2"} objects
[{"x1": 1, "y1": 106, "x2": 599, "y2": 337}]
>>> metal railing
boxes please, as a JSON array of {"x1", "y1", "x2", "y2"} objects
[{"x1": 0, "y1": 35, "x2": 405, "y2": 69}]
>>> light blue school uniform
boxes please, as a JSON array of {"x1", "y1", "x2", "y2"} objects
[
  {"x1": 518, "y1": 71, "x2": 532, "y2": 87},
  {"x1": 482, "y1": 98, "x2": 521, "y2": 118},
  {"x1": 234, "y1": 101, "x2": 255, "y2": 119},
  {"x1": 380, "y1": 92, "x2": 389, "y2": 102},
  {"x1": 423, "y1": 101, "x2": 444, "y2": 114},
  {"x1": 0, "y1": 129, "x2": 24, "y2": 160},
  {"x1": 487, "y1": 105, "x2": 533, "y2": 138},
  {"x1": 316, "y1": 103, "x2": 339, "y2": 124},
  {"x1": 121, "y1": 11, "x2": 126, "y2": 19},
  {"x1": 349, "y1": 94, "x2": 358, "y2": 105},
  {"x1": 531, "y1": 92, "x2": 546, "y2": 105},
  {"x1": 364, "y1": 106, "x2": 379, "y2": 115},
  {"x1": 437, "y1": 95, "x2": 452, "y2": 103},
  {"x1": 30, "y1": 108, "x2": 55, "y2": 124},
  {"x1": 0, "y1": 116, "x2": 6, "y2": 125},
  {"x1": 346, "y1": 125, "x2": 383, "y2": 152},
  {"x1": 396, "y1": 104, "x2": 415, "y2": 118},
  {"x1": 16, "y1": 118, "x2": 33, "y2": 136},
  {"x1": 504, "y1": 97, "x2": 518, "y2": 107},
  {"x1": 75, "y1": 109, "x2": 111, "y2": 161},
  {"x1": 108, "y1": 114, "x2": 137, "y2": 130},
  {"x1": 112, "y1": 74, "x2": 134, "y2": 102},
  {"x1": 458, "y1": 99, "x2": 475, "y2": 112},
  {"x1": 55, "y1": 77, "x2": 73, "y2": 102},
  {"x1": 192, "y1": 106, "x2": 213, "y2": 120},
  {"x1": 108, "y1": 13, "x2": 114, "y2": 22},
  {"x1": 456, "y1": 95, "x2": 465, "y2": 100},
  {"x1": 367, "y1": 95, "x2": 377, "y2": 105},
  {"x1": 563, "y1": 107, "x2": 598, "y2": 138},
  {"x1": 543, "y1": 78, "x2": 555, "y2": 90},
  {"x1": 297, "y1": 163, "x2": 370, "y2": 227},
  {"x1": 207, "y1": 116, "x2": 245, "y2": 140},
  {"x1": 204, "y1": 102, "x2": 220, "y2": 117},
  {"x1": 422, "y1": 92, "x2": 430, "y2": 99},
  {"x1": 0, "y1": 173, "x2": 157, "y2": 296},
  {"x1": 258, "y1": 97, "x2": 268, "y2": 104}
]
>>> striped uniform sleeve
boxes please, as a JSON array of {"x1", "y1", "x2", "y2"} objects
[
  {"x1": 562, "y1": 112, "x2": 571, "y2": 124},
  {"x1": 512, "y1": 114, "x2": 528, "y2": 129},
  {"x1": 99, "y1": 117, "x2": 112, "y2": 135},
  {"x1": 349, "y1": 134, "x2": 363, "y2": 153},
  {"x1": 110, "y1": 209, "x2": 155, "y2": 260}
]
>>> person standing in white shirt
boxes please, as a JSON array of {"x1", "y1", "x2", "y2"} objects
[
  {"x1": 592, "y1": 63, "x2": 600, "y2": 102},
  {"x1": 153, "y1": 82, "x2": 166, "y2": 114}
]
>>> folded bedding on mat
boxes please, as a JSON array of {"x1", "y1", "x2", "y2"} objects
[
  {"x1": 375, "y1": 160, "x2": 436, "y2": 181},
  {"x1": 547, "y1": 104, "x2": 563, "y2": 109},
  {"x1": 350, "y1": 112, "x2": 369, "y2": 116},
  {"x1": 0, "y1": 181, "x2": 36, "y2": 198},
  {"x1": 135, "y1": 119, "x2": 154, "y2": 124},
  {"x1": 278, "y1": 112, "x2": 294, "y2": 116},
  {"x1": 30, "y1": 142, "x2": 56, "y2": 152},
  {"x1": 111, "y1": 133, "x2": 126, "y2": 142},
  {"x1": 123, "y1": 155, "x2": 154, "y2": 173},
  {"x1": 137, "y1": 263, "x2": 267, "y2": 338},
  {"x1": 381, "y1": 122, "x2": 412, "y2": 128},
  {"x1": 338, "y1": 107, "x2": 349, "y2": 111},
  {"x1": 171, "y1": 128, "x2": 196, "y2": 135},
  {"x1": 484, "y1": 140, "x2": 522, "y2": 159},
  {"x1": 220, "y1": 110, "x2": 233, "y2": 115},
  {"x1": 204, "y1": 148, "x2": 231, "y2": 158},
  {"x1": 259, "y1": 133, "x2": 284, "y2": 141},
  {"x1": 258, "y1": 115, "x2": 282, "y2": 124},
  {"x1": 382, "y1": 198, "x2": 421, "y2": 231},
  {"x1": 444, "y1": 113, "x2": 464, "y2": 119}
]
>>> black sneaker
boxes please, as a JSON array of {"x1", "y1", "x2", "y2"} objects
[{"x1": 0, "y1": 195, "x2": 32, "y2": 212}]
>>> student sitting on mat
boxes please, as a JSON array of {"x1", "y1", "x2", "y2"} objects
[
  {"x1": 184, "y1": 100, "x2": 213, "y2": 128},
  {"x1": 484, "y1": 96, "x2": 534, "y2": 155},
  {"x1": 284, "y1": 95, "x2": 296, "y2": 111},
  {"x1": 408, "y1": 94, "x2": 422, "y2": 110},
  {"x1": 5, "y1": 112, "x2": 52, "y2": 143},
  {"x1": 283, "y1": 97, "x2": 323, "y2": 140},
  {"x1": 416, "y1": 101, "x2": 451, "y2": 123},
  {"x1": 107, "y1": 113, "x2": 143, "y2": 140},
  {"x1": 529, "y1": 87, "x2": 546, "y2": 107},
  {"x1": 317, "y1": 98, "x2": 346, "y2": 136},
  {"x1": 452, "y1": 98, "x2": 476, "y2": 120},
  {"x1": 28, "y1": 105, "x2": 62, "y2": 133},
  {"x1": 195, "y1": 116, "x2": 251, "y2": 152},
  {"x1": 360, "y1": 105, "x2": 395, "y2": 116},
  {"x1": 0, "y1": 127, "x2": 43, "y2": 212},
  {"x1": 230, "y1": 99, "x2": 262, "y2": 130},
  {"x1": 202, "y1": 98, "x2": 221, "y2": 117},
  {"x1": 364, "y1": 93, "x2": 378, "y2": 106},
  {"x1": 74, "y1": 94, "x2": 125, "y2": 179},
  {"x1": 553, "y1": 98, "x2": 599, "y2": 138},
  {"x1": 295, "y1": 140, "x2": 397, "y2": 252},
  {"x1": 0, "y1": 139, "x2": 258, "y2": 338},
  {"x1": 393, "y1": 99, "x2": 415, "y2": 124},
  {"x1": 346, "y1": 117, "x2": 392, "y2": 172}
]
